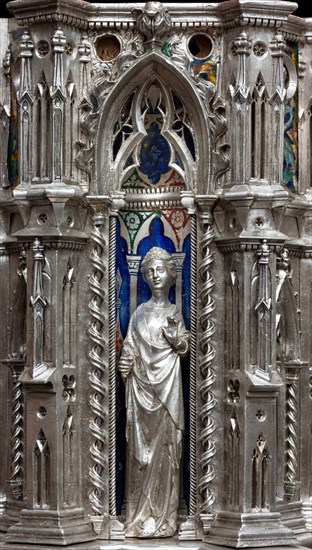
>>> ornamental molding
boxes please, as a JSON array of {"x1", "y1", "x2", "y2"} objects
[
  {"x1": 216, "y1": 239, "x2": 285, "y2": 254},
  {"x1": 7, "y1": 0, "x2": 301, "y2": 32},
  {"x1": 78, "y1": 45, "x2": 230, "y2": 194},
  {"x1": 133, "y1": 2, "x2": 172, "y2": 43}
]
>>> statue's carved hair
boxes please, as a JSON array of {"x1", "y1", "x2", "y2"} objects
[{"x1": 141, "y1": 247, "x2": 177, "y2": 281}]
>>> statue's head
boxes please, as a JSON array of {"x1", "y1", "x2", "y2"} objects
[{"x1": 141, "y1": 247, "x2": 177, "y2": 287}]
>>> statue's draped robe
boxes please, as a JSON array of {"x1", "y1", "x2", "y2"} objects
[{"x1": 123, "y1": 302, "x2": 189, "y2": 538}]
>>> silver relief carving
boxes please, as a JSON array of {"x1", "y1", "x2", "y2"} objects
[
  {"x1": 118, "y1": 247, "x2": 190, "y2": 538},
  {"x1": 50, "y1": 28, "x2": 66, "y2": 182},
  {"x1": 269, "y1": 33, "x2": 287, "y2": 185},
  {"x1": 90, "y1": 29, "x2": 144, "y2": 95},
  {"x1": 2, "y1": 0, "x2": 312, "y2": 548},
  {"x1": 255, "y1": 240, "x2": 272, "y2": 380},
  {"x1": 1, "y1": 47, "x2": 11, "y2": 188},
  {"x1": 30, "y1": 239, "x2": 50, "y2": 378},
  {"x1": 229, "y1": 31, "x2": 252, "y2": 184},
  {"x1": 88, "y1": 207, "x2": 108, "y2": 533},
  {"x1": 179, "y1": 195, "x2": 199, "y2": 539},
  {"x1": 197, "y1": 202, "x2": 216, "y2": 531},
  {"x1": 133, "y1": 2, "x2": 172, "y2": 45},
  {"x1": 9, "y1": 363, "x2": 24, "y2": 501},
  {"x1": 17, "y1": 31, "x2": 34, "y2": 184},
  {"x1": 108, "y1": 197, "x2": 125, "y2": 539},
  {"x1": 284, "y1": 369, "x2": 299, "y2": 501}
]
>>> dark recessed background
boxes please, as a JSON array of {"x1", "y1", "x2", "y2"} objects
[{"x1": 0, "y1": 1, "x2": 310, "y2": 21}]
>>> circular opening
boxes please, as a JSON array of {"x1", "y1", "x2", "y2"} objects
[
  {"x1": 96, "y1": 35, "x2": 121, "y2": 62},
  {"x1": 256, "y1": 410, "x2": 266, "y2": 422},
  {"x1": 37, "y1": 406, "x2": 47, "y2": 419},
  {"x1": 188, "y1": 34, "x2": 212, "y2": 59},
  {"x1": 255, "y1": 217, "x2": 264, "y2": 228},
  {"x1": 65, "y1": 42, "x2": 73, "y2": 56},
  {"x1": 37, "y1": 213, "x2": 48, "y2": 225},
  {"x1": 253, "y1": 42, "x2": 267, "y2": 58},
  {"x1": 37, "y1": 40, "x2": 49, "y2": 57}
]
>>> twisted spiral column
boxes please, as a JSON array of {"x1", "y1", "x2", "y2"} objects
[
  {"x1": 284, "y1": 366, "x2": 299, "y2": 501},
  {"x1": 197, "y1": 208, "x2": 217, "y2": 516},
  {"x1": 9, "y1": 363, "x2": 24, "y2": 500},
  {"x1": 89, "y1": 209, "x2": 108, "y2": 523},
  {"x1": 108, "y1": 214, "x2": 117, "y2": 517},
  {"x1": 189, "y1": 212, "x2": 198, "y2": 518}
]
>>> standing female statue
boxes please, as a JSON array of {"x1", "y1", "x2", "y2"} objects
[{"x1": 119, "y1": 247, "x2": 190, "y2": 538}]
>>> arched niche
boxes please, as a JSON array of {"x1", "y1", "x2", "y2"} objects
[
  {"x1": 93, "y1": 51, "x2": 212, "y2": 195},
  {"x1": 87, "y1": 47, "x2": 217, "y2": 542}
]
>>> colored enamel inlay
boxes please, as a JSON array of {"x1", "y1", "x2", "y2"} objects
[{"x1": 283, "y1": 42, "x2": 298, "y2": 192}]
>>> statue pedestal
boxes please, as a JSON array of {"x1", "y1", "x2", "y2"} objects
[
  {"x1": 205, "y1": 511, "x2": 297, "y2": 548},
  {"x1": 6, "y1": 508, "x2": 94, "y2": 546},
  {"x1": 0, "y1": 532, "x2": 310, "y2": 550}
]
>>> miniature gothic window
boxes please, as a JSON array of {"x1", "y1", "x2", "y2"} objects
[{"x1": 112, "y1": 79, "x2": 196, "y2": 189}]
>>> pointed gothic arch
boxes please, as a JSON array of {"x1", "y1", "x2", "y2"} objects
[{"x1": 94, "y1": 51, "x2": 212, "y2": 195}]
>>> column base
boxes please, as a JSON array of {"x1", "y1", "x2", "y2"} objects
[
  {"x1": 302, "y1": 498, "x2": 312, "y2": 531},
  {"x1": 205, "y1": 511, "x2": 297, "y2": 548},
  {"x1": 108, "y1": 515, "x2": 125, "y2": 540},
  {"x1": 179, "y1": 515, "x2": 203, "y2": 540},
  {"x1": 0, "y1": 499, "x2": 24, "y2": 532},
  {"x1": 277, "y1": 500, "x2": 309, "y2": 544},
  {"x1": 6, "y1": 507, "x2": 94, "y2": 546}
]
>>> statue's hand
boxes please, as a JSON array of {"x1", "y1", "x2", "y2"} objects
[
  {"x1": 162, "y1": 326, "x2": 179, "y2": 348},
  {"x1": 119, "y1": 354, "x2": 134, "y2": 378},
  {"x1": 163, "y1": 318, "x2": 188, "y2": 355}
]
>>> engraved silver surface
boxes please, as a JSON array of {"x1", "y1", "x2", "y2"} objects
[{"x1": 1, "y1": 0, "x2": 312, "y2": 548}]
